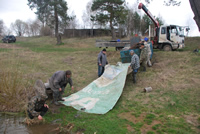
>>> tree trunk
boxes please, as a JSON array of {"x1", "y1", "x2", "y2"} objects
[
  {"x1": 54, "y1": 4, "x2": 61, "y2": 45},
  {"x1": 57, "y1": 33, "x2": 61, "y2": 45},
  {"x1": 111, "y1": 25, "x2": 115, "y2": 40},
  {"x1": 189, "y1": 0, "x2": 200, "y2": 31},
  {"x1": 110, "y1": 13, "x2": 116, "y2": 40}
]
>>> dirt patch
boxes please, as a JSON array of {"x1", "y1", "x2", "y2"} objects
[
  {"x1": 118, "y1": 112, "x2": 162, "y2": 133},
  {"x1": 118, "y1": 112, "x2": 146, "y2": 124},
  {"x1": 190, "y1": 78, "x2": 200, "y2": 85},
  {"x1": 141, "y1": 120, "x2": 162, "y2": 134},
  {"x1": 0, "y1": 43, "x2": 21, "y2": 49},
  {"x1": 126, "y1": 124, "x2": 135, "y2": 132},
  {"x1": 63, "y1": 57, "x2": 75, "y2": 64}
]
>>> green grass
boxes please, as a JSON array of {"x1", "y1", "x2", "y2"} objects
[
  {"x1": 0, "y1": 36, "x2": 199, "y2": 133},
  {"x1": 0, "y1": 48, "x2": 11, "y2": 52}
]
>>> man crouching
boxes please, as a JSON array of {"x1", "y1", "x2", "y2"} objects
[
  {"x1": 49, "y1": 70, "x2": 74, "y2": 106},
  {"x1": 27, "y1": 80, "x2": 49, "y2": 120}
]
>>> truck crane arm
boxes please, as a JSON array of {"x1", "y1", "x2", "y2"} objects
[{"x1": 138, "y1": 3, "x2": 160, "y2": 28}]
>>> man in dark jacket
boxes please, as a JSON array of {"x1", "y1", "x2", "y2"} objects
[
  {"x1": 97, "y1": 48, "x2": 108, "y2": 77},
  {"x1": 27, "y1": 80, "x2": 48, "y2": 120},
  {"x1": 49, "y1": 70, "x2": 74, "y2": 106}
]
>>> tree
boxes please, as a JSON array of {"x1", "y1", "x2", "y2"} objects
[
  {"x1": 30, "y1": 19, "x2": 42, "y2": 36},
  {"x1": 11, "y1": 19, "x2": 28, "y2": 36},
  {"x1": 65, "y1": 12, "x2": 77, "y2": 29},
  {"x1": 156, "y1": 15, "x2": 164, "y2": 26},
  {"x1": 140, "y1": 14, "x2": 151, "y2": 35},
  {"x1": 82, "y1": 0, "x2": 96, "y2": 30},
  {"x1": 132, "y1": 12, "x2": 141, "y2": 34},
  {"x1": 0, "y1": 19, "x2": 5, "y2": 36},
  {"x1": 28, "y1": 0, "x2": 71, "y2": 45},
  {"x1": 91, "y1": 0, "x2": 128, "y2": 39},
  {"x1": 125, "y1": 9, "x2": 141, "y2": 37},
  {"x1": 25, "y1": 19, "x2": 43, "y2": 36}
]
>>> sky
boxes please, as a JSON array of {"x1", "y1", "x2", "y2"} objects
[{"x1": 0, "y1": 0, "x2": 199, "y2": 37}]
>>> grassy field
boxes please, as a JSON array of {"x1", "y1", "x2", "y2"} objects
[{"x1": 0, "y1": 36, "x2": 200, "y2": 133}]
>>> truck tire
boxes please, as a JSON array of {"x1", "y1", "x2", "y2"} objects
[
  {"x1": 163, "y1": 44, "x2": 172, "y2": 51},
  {"x1": 115, "y1": 47, "x2": 124, "y2": 51}
]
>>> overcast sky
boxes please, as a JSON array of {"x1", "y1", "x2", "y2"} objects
[{"x1": 0, "y1": 0, "x2": 199, "y2": 36}]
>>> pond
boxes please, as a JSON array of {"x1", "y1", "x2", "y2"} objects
[{"x1": 0, "y1": 113, "x2": 59, "y2": 134}]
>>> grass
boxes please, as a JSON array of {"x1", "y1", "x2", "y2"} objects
[{"x1": 0, "y1": 36, "x2": 200, "y2": 133}]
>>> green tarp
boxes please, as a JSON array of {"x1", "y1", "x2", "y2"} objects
[{"x1": 61, "y1": 62, "x2": 130, "y2": 114}]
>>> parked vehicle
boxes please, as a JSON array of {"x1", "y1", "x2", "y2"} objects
[
  {"x1": 138, "y1": 3, "x2": 190, "y2": 51},
  {"x1": 2, "y1": 35, "x2": 16, "y2": 43}
]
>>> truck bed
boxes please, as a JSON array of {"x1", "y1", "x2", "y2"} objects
[{"x1": 95, "y1": 40, "x2": 130, "y2": 47}]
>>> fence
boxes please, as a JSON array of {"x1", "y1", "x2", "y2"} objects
[{"x1": 63, "y1": 29, "x2": 111, "y2": 38}]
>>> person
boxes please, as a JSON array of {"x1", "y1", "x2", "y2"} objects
[
  {"x1": 49, "y1": 70, "x2": 74, "y2": 106},
  {"x1": 97, "y1": 48, "x2": 108, "y2": 77},
  {"x1": 129, "y1": 50, "x2": 140, "y2": 83},
  {"x1": 144, "y1": 37, "x2": 152, "y2": 67},
  {"x1": 139, "y1": 38, "x2": 148, "y2": 72},
  {"x1": 27, "y1": 80, "x2": 49, "y2": 120}
]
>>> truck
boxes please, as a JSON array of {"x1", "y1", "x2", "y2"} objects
[{"x1": 138, "y1": 3, "x2": 190, "y2": 51}]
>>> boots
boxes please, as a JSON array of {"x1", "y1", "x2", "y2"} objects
[
  {"x1": 58, "y1": 94, "x2": 65, "y2": 101},
  {"x1": 132, "y1": 72, "x2": 137, "y2": 83},
  {"x1": 143, "y1": 66, "x2": 146, "y2": 72},
  {"x1": 58, "y1": 98, "x2": 65, "y2": 101},
  {"x1": 54, "y1": 100, "x2": 60, "y2": 106},
  {"x1": 53, "y1": 97, "x2": 60, "y2": 106}
]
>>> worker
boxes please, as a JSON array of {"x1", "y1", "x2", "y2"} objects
[
  {"x1": 129, "y1": 50, "x2": 140, "y2": 83},
  {"x1": 144, "y1": 37, "x2": 152, "y2": 67},
  {"x1": 97, "y1": 48, "x2": 108, "y2": 77},
  {"x1": 27, "y1": 80, "x2": 49, "y2": 120},
  {"x1": 49, "y1": 70, "x2": 74, "y2": 106},
  {"x1": 140, "y1": 38, "x2": 148, "y2": 72}
]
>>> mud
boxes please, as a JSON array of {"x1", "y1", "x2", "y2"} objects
[{"x1": 0, "y1": 113, "x2": 59, "y2": 134}]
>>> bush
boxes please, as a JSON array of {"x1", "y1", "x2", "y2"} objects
[{"x1": 0, "y1": 70, "x2": 34, "y2": 112}]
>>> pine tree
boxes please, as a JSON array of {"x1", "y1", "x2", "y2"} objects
[
  {"x1": 91, "y1": 0, "x2": 128, "y2": 39},
  {"x1": 28, "y1": 0, "x2": 71, "y2": 45}
]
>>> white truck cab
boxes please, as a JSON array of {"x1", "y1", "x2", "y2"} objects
[{"x1": 158, "y1": 25, "x2": 185, "y2": 51}]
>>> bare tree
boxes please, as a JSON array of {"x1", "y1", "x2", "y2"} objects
[
  {"x1": 82, "y1": 0, "x2": 96, "y2": 29},
  {"x1": 11, "y1": 19, "x2": 27, "y2": 36},
  {"x1": 29, "y1": 19, "x2": 42, "y2": 36},
  {"x1": 63, "y1": 11, "x2": 77, "y2": 29},
  {"x1": 125, "y1": 2, "x2": 142, "y2": 37}
]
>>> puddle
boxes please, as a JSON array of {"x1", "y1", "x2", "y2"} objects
[{"x1": 0, "y1": 113, "x2": 59, "y2": 134}]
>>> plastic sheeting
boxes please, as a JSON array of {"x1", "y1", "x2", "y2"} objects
[{"x1": 61, "y1": 62, "x2": 130, "y2": 114}]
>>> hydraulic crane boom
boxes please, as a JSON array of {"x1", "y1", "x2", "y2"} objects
[{"x1": 138, "y1": 3, "x2": 160, "y2": 28}]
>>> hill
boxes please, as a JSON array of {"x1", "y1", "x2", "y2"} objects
[{"x1": 0, "y1": 36, "x2": 199, "y2": 133}]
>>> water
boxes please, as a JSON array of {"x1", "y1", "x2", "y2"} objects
[{"x1": 0, "y1": 113, "x2": 59, "y2": 134}]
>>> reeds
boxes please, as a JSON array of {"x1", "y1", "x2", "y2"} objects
[{"x1": 0, "y1": 69, "x2": 34, "y2": 112}]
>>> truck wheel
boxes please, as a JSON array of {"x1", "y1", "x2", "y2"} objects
[
  {"x1": 163, "y1": 45, "x2": 172, "y2": 51},
  {"x1": 115, "y1": 47, "x2": 123, "y2": 51}
]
